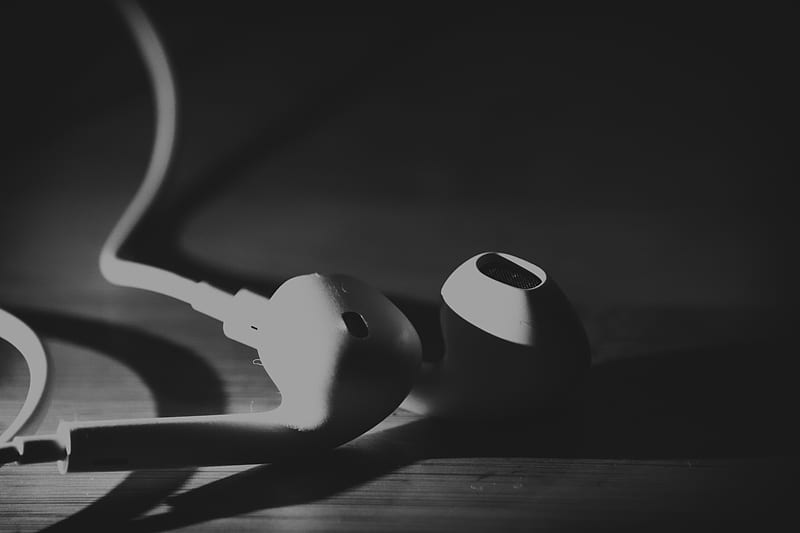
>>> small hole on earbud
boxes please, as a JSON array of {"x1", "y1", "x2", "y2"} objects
[{"x1": 342, "y1": 312, "x2": 369, "y2": 338}]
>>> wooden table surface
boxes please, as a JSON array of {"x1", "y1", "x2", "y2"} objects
[{"x1": 1, "y1": 6, "x2": 796, "y2": 531}]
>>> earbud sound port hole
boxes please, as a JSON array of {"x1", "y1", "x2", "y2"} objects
[{"x1": 341, "y1": 312, "x2": 369, "y2": 338}]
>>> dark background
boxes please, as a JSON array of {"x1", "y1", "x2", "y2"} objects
[
  {"x1": 0, "y1": 3, "x2": 797, "y2": 530},
  {"x1": 1, "y1": 4, "x2": 795, "y2": 311}
]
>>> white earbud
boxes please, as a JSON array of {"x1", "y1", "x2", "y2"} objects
[
  {"x1": 2, "y1": 274, "x2": 421, "y2": 472},
  {"x1": 402, "y1": 252, "x2": 590, "y2": 419}
]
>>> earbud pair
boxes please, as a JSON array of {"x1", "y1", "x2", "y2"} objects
[
  {"x1": 2, "y1": 251, "x2": 588, "y2": 472},
  {"x1": 216, "y1": 250, "x2": 588, "y2": 428},
  {"x1": 207, "y1": 251, "x2": 588, "y2": 434}
]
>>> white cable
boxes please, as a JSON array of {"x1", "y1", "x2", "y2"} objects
[
  {"x1": 101, "y1": 0, "x2": 235, "y2": 319},
  {"x1": 2, "y1": 1, "x2": 241, "y2": 467},
  {"x1": 0, "y1": 309, "x2": 51, "y2": 445}
]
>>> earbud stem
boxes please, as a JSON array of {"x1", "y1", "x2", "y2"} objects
[
  {"x1": 190, "y1": 283, "x2": 271, "y2": 348},
  {"x1": 47, "y1": 411, "x2": 339, "y2": 473}
]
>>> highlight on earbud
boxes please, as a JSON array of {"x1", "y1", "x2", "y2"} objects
[
  {"x1": 250, "y1": 274, "x2": 422, "y2": 433},
  {"x1": 402, "y1": 252, "x2": 590, "y2": 419}
]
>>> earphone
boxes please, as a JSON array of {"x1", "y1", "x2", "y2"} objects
[
  {"x1": 402, "y1": 252, "x2": 589, "y2": 420},
  {"x1": 0, "y1": 0, "x2": 589, "y2": 472}
]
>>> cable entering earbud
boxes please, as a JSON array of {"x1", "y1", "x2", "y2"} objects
[
  {"x1": 98, "y1": 0, "x2": 270, "y2": 349},
  {"x1": 5, "y1": 0, "x2": 423, "y2": 475}
]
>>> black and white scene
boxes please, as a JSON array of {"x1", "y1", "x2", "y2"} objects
[{"x1": 0, "y1": 3, "x2": 796, "y2": 531}]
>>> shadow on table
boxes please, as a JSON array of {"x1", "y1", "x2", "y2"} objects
[
  {"x1": 95, "y1": 141, "x2": 798, "y2": 529},
  {"x1": 8, "y1": 303, "x2": 796, "y2": 532},
  {"x1": 18, "y1": 308, "x2": 788, "y2": 531},
  {"x1": 5, "y1": 308, "x2": 227, "y2": 533},
  {"x1": 125, "y1": 332, "x2": 796, "y2": 532}
]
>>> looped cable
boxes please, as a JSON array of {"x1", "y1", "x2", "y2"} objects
[{"x1": 0, "y1": 309, "x2": 51, "y2": 445}]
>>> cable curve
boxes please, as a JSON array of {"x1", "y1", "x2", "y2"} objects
[
  {"x1": 0, "y1": 309, "x2": 51, "y2": 447},
  {"x1": 99, "y1": 0, "x2": 196, "y2": 303},
  {"x1": 2, "y1": 0, "x2": 228, "y2": 466},
  {"x1": 101, "y1": 0, "x2": 235, "y2": 318}
]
